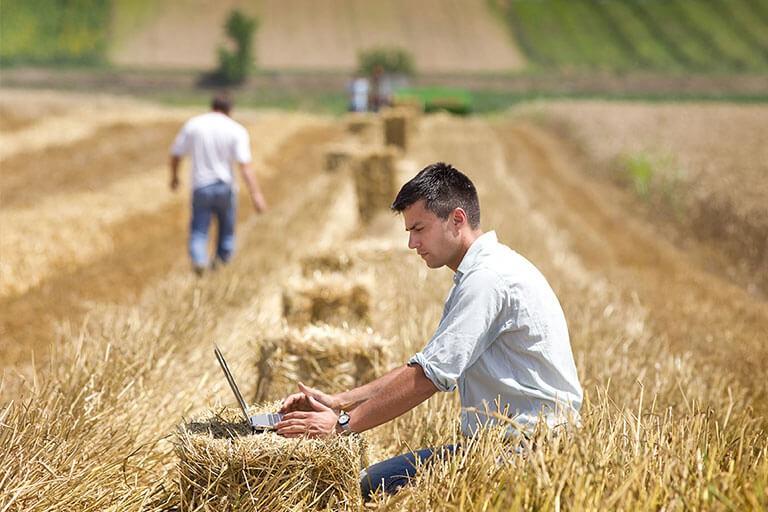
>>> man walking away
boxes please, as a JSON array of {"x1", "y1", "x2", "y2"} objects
[{"x1": 170, "y1": 93, "x2": 267, "y2": 275}]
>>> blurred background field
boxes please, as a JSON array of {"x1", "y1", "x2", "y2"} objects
[{"x1": 1, "y1": 1, "x2": 767, "y2": 510}]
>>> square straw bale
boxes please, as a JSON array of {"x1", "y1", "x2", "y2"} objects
[
  {"x1": 383, "y1": 112, "x2": 409, "y2": 151},
  {"x1": 353, "y1": 148, "x2": 399, "y2": 224},
  {"x1": 389, "y1": 101, "x2": 423, "y2": 118},
  {"x1": 323, "y1": 143, "x2": 361, "y2": 173},
  {"x1": 254, "y1": 324, "x2": 391, "y2": 402},
  {"x1": 344, "y1": 113, "x2": 380, "y2": 145},
  {"x1": 282, "y1": 273, "x2": 371, "y2": 326},
  {"x1": 176, "y1": 405, "x2": 367, "y2": 511},
  {"x1": 300, "y1": 251, "x2": 356, "y2": 277}
]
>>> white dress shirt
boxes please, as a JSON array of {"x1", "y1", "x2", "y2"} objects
[
  {"x1": 170, "y1": 112, "x2": 252, "y2": 190},
  {"x1": 409, "y1": 231, "x2": 583, "y2": 436}
]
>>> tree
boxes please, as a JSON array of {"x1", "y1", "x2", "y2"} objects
[
  {"x1": 216, "y1": 10, "x2": 258, "y2": 85},
  {"x1": 357, "y1": 47, "x2": 415, "y2": 77}
]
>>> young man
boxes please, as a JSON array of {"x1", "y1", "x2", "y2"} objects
[
  {"x1": 170, "y1": 94, "x2": 267, "y2": 274},
  {"x1": 276, "y1": 162, "x2": 582, "y2": 499}
]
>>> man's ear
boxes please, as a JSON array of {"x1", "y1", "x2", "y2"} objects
[{"x1": 452, "y1": 208, "x2": 467, "y2": 228}]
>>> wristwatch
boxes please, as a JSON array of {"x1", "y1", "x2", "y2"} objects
[{"x1": 337, "y1": 411, "x2": 351, "y2": 434}]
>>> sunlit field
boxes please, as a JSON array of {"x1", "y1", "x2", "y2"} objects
[{"x1": 1, "y1": 90, "x2": 766, "y2": 510}]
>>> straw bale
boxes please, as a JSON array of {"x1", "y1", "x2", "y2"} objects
[
  {"x1": 344, "y1": 113, "x2": 380, "y2": 145},
  {"x1": 176, "y1": 405, "x2": 367, "y2": 511},
  {"x1": 300, "y1": 251, "x2": 356, "y2": 277},
  {"x1": 353, "y1": 148, "x2": 399, "y2": 224},
  {"x1": 391, "y1": 99, "x2": 423, "y2": 116},
  {"x1": 254, "y1": 324, "x2": 390, "y2": 402},
  {"x1": 383, "y1": 112, "x2": 409, "y2": 151},
  {"x1": 282, "y1": 273, "x2": 371, "y2": 326},
  {"x1": 323, "y1": 143, "x2": 360, "y2": 173}
]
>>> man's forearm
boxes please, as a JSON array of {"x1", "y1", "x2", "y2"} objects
[
  {"x1": 239, "y1": 163, "x2": 262, "y2": 196},
  {"x1": 332, "y1": 366, "x2": 405, "y2": 411},
  {"x1": 169, "y1": 155, "x2": 181, "y2": 190},
  {"x1": 334, "y1": 364, "x2": 438, "y2": 433},
  {"x1": 170, "y1": 155, "x2": 180, "y2": 177},
  {"x1": 239, "y1": 163, "x2": 267, "y2": 212}
]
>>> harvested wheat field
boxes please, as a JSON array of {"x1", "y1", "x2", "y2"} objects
[
  {"x1": 516, "y1": 101, "x2": 768, "y2": 297},
  {"x1": 1, "y1": 90, "x2": 767, "y2": 510}
]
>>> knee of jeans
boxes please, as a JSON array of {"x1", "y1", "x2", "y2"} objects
[{"x1": 360, "y1": 471, "x2": 409, "y2": 502}]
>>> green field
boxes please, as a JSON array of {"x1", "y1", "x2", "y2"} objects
[
  {"x1": 0, "y1": 0, "x2": 110, "y2": 65},
  {"x1": 492, "y1": 0, "x2": 768, "y2": 72}
]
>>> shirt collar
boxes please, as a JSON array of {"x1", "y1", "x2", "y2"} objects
[{"x1": 455, "y1": 231, "x2": 497, "y2": 282}]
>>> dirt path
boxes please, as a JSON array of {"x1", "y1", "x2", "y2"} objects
[{"x1": 0, "y1": 123, "x2": 342, "y2": 373}]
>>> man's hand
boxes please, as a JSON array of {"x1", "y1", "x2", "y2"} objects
[
  {"x1": 276, "y1": 395, "x2": 339, "y2": 438},
  {"x1": 280, "y1": 382, "x2": 338, "y2": 414},
  {"x1": 250, "y1": 191, "x2": 268, "y2": 213}
]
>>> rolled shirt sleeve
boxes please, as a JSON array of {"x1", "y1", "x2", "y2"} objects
[
  {"x1": 170, "y1": 122, "x2": 191, "y2": 157},
  {"x1": 409, "y1": 268, "x2": 510, "y2": 392},
  {"x1": 234, "y1": 127, "x2": 252, "y2": 164}
]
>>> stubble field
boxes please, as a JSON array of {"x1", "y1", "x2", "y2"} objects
[{"x1": 0, "y1": 89, "x2": 766, "y2": 510}]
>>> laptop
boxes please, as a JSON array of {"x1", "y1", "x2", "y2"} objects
[{"x1": 214, "y1": 345, "x2": 283, "y2": 432}]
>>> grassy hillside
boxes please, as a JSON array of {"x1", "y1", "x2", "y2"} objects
[
  {"x1": 4, "y1": 0, "x2": 768, "y2": 75},
  {"x1": 492, "y1": 0, "x2": 768, "y2": 72},
  {"x1": 0, "y1": 0, "x2": 110, "y2": 65}
]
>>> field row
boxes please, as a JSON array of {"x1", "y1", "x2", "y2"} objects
[{"x1": 519, "y1": 100, "x2": 768, "y2": 296}]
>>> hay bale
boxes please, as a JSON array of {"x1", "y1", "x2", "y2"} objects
[
  {"x1": 282, "y1": 273, "x2": 371, "y2": 326},
  {"x1": 323, "y1": 143, "x2": 360, "y2": 173},
  {"x1": 383, "y1": 112, "x2": 409, "y2": 151},
  {"x1": 391, "y1": 98, "x2": 423, "y2": 116},
  {"x1": 254, "y1": 324, "x2": 390, "y2": 402},
  {"x1": 301, "y1": 251, "x2": 355, "y2": 277},
  {"x1": 353, "y1": 148, "x2": 399, "y2": 224},
  {"x1": 177, "y1": 405, "x2": 367, "y2": 511},
  {"x1": 344, "y1": 113, "x2": 379, "y2": 144}
]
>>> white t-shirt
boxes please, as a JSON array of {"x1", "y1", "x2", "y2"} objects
[
  {"x1": 170, "y1": 112, "x2": 252, "y2": 190},
  {"x1": 409, "y1": 231, "x2": 583, "y2": 437}
]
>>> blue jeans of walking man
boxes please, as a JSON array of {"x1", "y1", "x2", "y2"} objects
[{"x1": 189, "y1": 181, "x2": 236, "y2": 271}]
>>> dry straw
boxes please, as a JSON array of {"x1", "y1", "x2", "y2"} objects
[
  {"x1": 383, "y1": 111, "x2": 410, "y2": 151},
  {"x1": 254, "y1": 324, "x2": 391, "y2": 402},
  {"x1": 353, "y1": 147, "x2": 399, "y2": 224},
  {"x1": 323, "y1": 143, "x2": 361, "y2": 173},
  {"x1": 300, "y1": 251, "x2": 356, "y2": 277},
  {"x1": 176, "y1": 405, "x2": 368, "y2": 511},
  {"x1": 344, "y1": 113, "x2": 380, "y2": 145},
  {"x1": 282, "y1": 273, "x2": 371, "y2": 326}
]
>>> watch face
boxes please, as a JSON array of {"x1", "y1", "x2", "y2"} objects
[{"x1": 338, "y1": 413, "x2": 350, "y2": 425}]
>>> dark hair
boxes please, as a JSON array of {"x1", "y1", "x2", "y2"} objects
[
  {"x1": 211, "y1": 93, "x2": 233, "y2": 114},
  {"x1": 391, "y1": 162, "x2": 480, "y2": 228}
]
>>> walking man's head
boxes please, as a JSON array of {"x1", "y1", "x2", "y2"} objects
[
  {"x1": 211, "y1": 93, "x2": 233, "y2": 115},
  {"x1": 391, "y1": 162, "x2": 482, "y2": 271}
]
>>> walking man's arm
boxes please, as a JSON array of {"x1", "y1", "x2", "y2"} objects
[
  {"x1": 239, "y1": 162, "x2": 268, "y2": 213},
  {"x1": 169, "y1": 155, "x2": 182, "y2": 191}
]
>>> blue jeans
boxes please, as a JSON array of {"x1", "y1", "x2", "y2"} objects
[
  {"x1": 189, "y1": 182, "x2": 236, "y2": 269},
  {"x1": 360, "y1": 445, "x2": 457, "y2": 501}
]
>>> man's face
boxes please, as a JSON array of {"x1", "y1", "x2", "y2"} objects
[{"x1": 402, "y1": 200, "x2": 461, "y2": 269}]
